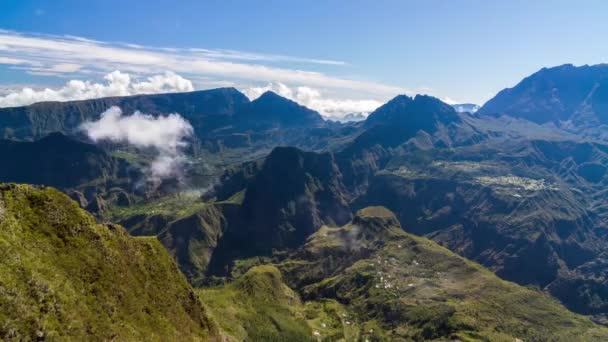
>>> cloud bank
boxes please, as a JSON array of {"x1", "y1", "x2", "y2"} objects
[
  {"x1": 243, "y1": 82, "x2": 383, "y2": 120},
  {"x1": 0, "y1": 71, "x2": 193, "y2": 108},
  {"x1": 81, "y1": 106, "x2": 193, "y2": 184},
  {"x1": 0, "y1": 30, "x2": 403, "y2": 97}
]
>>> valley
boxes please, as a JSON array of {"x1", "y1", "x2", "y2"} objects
[{"x1": 3, "y1": 63, "x2": 608, "y2": 340}]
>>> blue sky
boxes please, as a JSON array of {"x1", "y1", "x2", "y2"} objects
[{"x1": 0, "y1": 0, "x2": 607, "y2": 117}]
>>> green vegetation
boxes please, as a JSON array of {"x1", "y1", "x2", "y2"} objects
[
  {"x1": 110, "y1": 191, "x2": 207, "y2": 222},
  {"x1": 191, "y1": 206, "x2": 608, "y2": 341},
  {"x1": 111, "y1": 150, "x2": 149, "y2": 166},
  {"x1": 0, "y1": 184, "x2": 217, "y2": 341},
  {"x1": 198, "y1": 266, "x2": 315, "y2": 342},
  {"x1": 275, "y1": 207, "x2": 608, "y2": 341},
  {"x1": 199, "y1": 264, "x2": 367, "y2": 341}
]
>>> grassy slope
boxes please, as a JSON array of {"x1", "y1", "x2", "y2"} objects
[
  {"x1": 0, "y1": 184, "x2": 217, "y2": 341},
  {"x1": 199, "y1": 265, "x2": 362, "y2": 342},
  {"x1": 198, "y1": 265, "x2": 315, "y2": 341},
  {"x1": 278, "y1": 207, "x2": 608, "y2": 341},
  {"x1": 110, "y1": 192, "x2": 208, "y2": 223},
  {"x1": 196, "y1": 207, "x2": 608, "y2": 341},
  {"x1": 110, "y1": 191, "x2": 246, "y2": 285}
]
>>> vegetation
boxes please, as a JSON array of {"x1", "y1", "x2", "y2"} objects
[
  {"x1": 4, "y1": 64, "x2": 608, "y2": 340},
  {"x1": 0, "y1": 184, "x2": 217, "y2": 341},
  {"x1": 198, "y1": 265, "x2": 315, "y2": 341},
  {"x1": 110, "y1": 191, "x2": 207, "y2": 222},
  {"x1": 275, "y1": 207, "x2": 608, "y2": 341}
]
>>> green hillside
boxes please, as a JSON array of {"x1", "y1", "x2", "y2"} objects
[
  {"x1": 199, "y1": 207, "x2": 608, "y2": 342},
  {"x1": 0, "y1": 184, "x2": 217, "y2": 341}
]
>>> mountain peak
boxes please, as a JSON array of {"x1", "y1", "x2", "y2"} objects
[
  {"x1": 236, "y1": 91, "x2": 325, "y2": 129},
  {"x1": 363, "y1": 94, "x2": 412, "y2": 127},
  {"x1": 365, "y1": 93, "x2": 458, "y2": 128},
  {"x1": 353, "y1": 206, "x2": 401, "y2": 230},
  {"x1": 478, "y1": 63, "x2": 608, "y2": 124},
  {"x1": 256, "y1": 90, "x2": 286, "y2": 101}
]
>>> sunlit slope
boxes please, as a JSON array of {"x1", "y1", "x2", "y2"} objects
[
  {"x1": 0, "y1": 184, "x2": 216, "y2": 341},
  {"x1": 277, "y1": 207, "x2": 608, "y2": 341}
]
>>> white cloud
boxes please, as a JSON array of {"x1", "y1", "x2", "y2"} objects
[
  {"x1": 0, "y1": 70, "x2": 193, "y2": 107},
  {"x1": 0, "y1": 57, "x2": 29, "y2": 65},
  {"x1": 243, "y1": 82, "x2": 384, "y2": 120},
  {"x1": 440, "y1": 96, "x2": 461, "y2": 105},
  {"x1": 81, "y1": 106, "x2": 193, "y2": 184},
  {"x1": 0, "y1": 30, "x2": 404, "y2": 98}
]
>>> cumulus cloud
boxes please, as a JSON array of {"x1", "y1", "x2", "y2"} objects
[
  {"x1": 243, "y1": 82, "x2": 384, "y2": 120},
  {"x1": 0, "y1": 71, "x2": 193, "y2": 107},
  {"x1": 81, "y1": 106, "x2": 193, "y2": 184}
]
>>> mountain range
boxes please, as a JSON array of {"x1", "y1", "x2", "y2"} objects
[{"x1": 3, "y1": 63, "x2": 608, "y2": 340}]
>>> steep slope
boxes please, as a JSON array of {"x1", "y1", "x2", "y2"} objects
[
  {"x1": 0, "y1": 132, "x2": 132, "y2": 189},
  {"x1": 351, "y1": 133, "x2": 608, "y2": 317},
  {"x1": 159, "y1": 202, "x2": 239, "y2": 285},
  {"x1": 478, "y1": 63, "x2": 608, "y2": 125},
  {"x1": 206, "y1": 146, "x2": 352, "y2": 275},
  {"x1": 337, "y1": 94, "x2": 474, "y2": 195},
  {"x1": 237, "y1": 146, "x2": 351, "y2": 249},
  {"x1": 0, "y1": 184, "x2": 217, "y2": 340},
  {"x1": 278, "y1": 207, "x2": 608, "y2": 341},
  {"x1": 0, "y1": 132, "x2": 141, "y2": 216},
  {"x1": 116, "y1": 146, "x2": 352, "y2": 284}
]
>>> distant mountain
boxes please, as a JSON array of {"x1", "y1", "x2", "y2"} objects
[
  {"x1": 363, "y1": 94, "x2": 413, "y2": 127},
  {"x1": 0, "y1": 184, "x2": 217, "y2": 340},
  {"x1": 478, "y1": 63, "x2": 608, "y2": 125},
  {"x1": 0, "y1": 88, "x2": 341, "y2": 161},
  {"x1": 0, "y1": 87, "x2": 250, "y2": 139},
  {"x1": 234, "y1": 91, "x2": 326, "y2": 130},
  {"x1": 335, "y1": 95, "x2": 469, "y2": 194},
  {"x1": 452, "y1": 103, "x2": 480, "y2": 113},
  {"x1": 364, "y1": 94, "x2": 460, "y2": 132},
  {"x1": 331, "y1": 112, "x2": 367, "y2": 122}
]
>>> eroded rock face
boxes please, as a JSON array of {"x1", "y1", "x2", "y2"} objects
[{"x1": 237, "y1": 147, "x2": 352, "y2": 250}]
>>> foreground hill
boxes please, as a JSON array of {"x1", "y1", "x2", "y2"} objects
[
  {"x1": 0, "y1": 184, "x2": 217, "y2": 340},
  {"x1": 279, "y1": 207, "x2": 608, "y2": 341},
  {"x1": 200, "y1": 207, "x2": 608, "y2": 341}
]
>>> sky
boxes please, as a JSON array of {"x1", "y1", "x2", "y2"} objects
[{"x1": 0, "y1": 0, "x2": 607, "y2": 118}]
